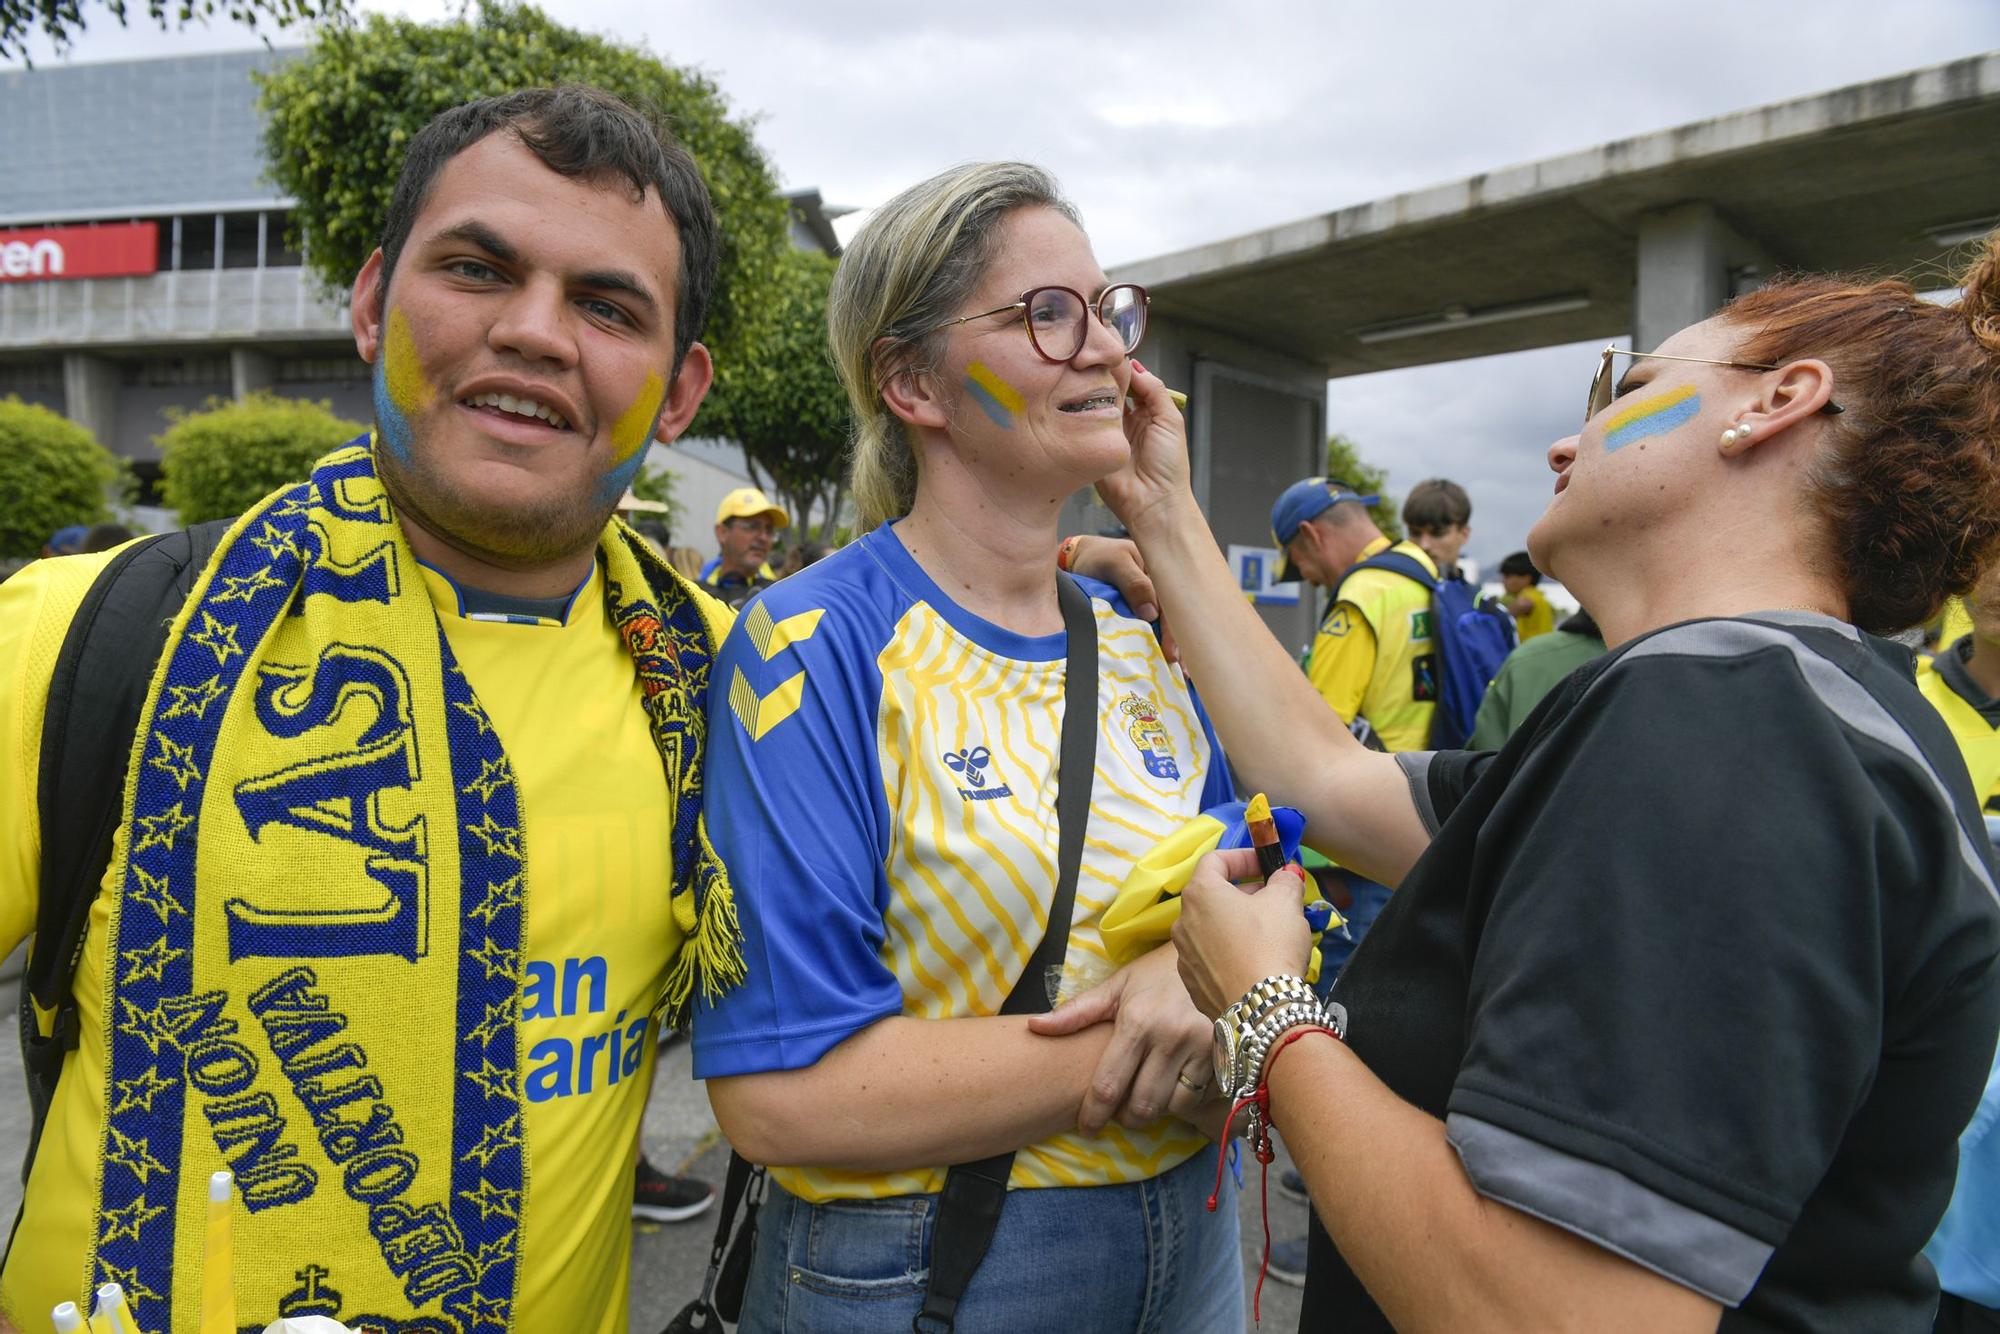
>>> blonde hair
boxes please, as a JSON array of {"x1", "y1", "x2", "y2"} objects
[{"x1": 828, "y1": 163, "x2": 1081, "y2": 530}]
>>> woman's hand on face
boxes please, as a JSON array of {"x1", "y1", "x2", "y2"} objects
[
  {"x1": 1058, "y1": 536, "x2": 1179, "y2": 664},
  {"x1": 1172, "y1": 848, "x2": 1314, "y2": 1019},
  {"x1": 1029, "y1": 941, "x2": 1214, "y2": 1133},
  {"x1": 1095, "y1": 359, "x2": 1195, "y2": 538}
]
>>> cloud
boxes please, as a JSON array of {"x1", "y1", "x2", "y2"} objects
[{"x1": 15, "y1": 0, "x2": 1996, "y2": 558}]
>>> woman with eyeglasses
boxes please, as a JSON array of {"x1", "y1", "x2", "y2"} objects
[
  {"x1": 1082, "y1": 238, "x2": 2000, "y2": 1331},
  {"x1": 693, "y1": 163, "x2": 1243, "y2": 1331}
]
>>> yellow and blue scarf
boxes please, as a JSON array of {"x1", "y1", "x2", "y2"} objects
[{"x1": 88, "y1": 441, "x2": 739, "y2": 1331}]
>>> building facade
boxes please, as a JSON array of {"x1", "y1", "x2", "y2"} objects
[
  {"x1": 0, "y1": 48, "x2": 362, "y2": 503},
  {"x1": 1, "y1": 48, "x2": 844, "y2": 555}
]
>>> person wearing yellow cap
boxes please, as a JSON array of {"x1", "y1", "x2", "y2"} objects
[{"x1": 702, "y1": 487, "x2": 789, "y2": 608}]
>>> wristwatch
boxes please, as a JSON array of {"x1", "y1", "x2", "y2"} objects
[{"x1": 1211, "y1": 974, "x2": 1321, "y2": 1101}]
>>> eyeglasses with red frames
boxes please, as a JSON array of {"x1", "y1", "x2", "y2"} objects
[{"x1": 933, "y1": 283, "x2": 1149, "y2": 363}]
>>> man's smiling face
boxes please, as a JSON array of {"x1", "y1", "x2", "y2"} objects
[{"x1": 353, "y1": 129, "x2": 708, "y2": 568}]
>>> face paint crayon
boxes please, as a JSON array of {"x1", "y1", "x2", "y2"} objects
[
  {"x1": 964, "y1": 361, "x2": 1025, "y2": 429},
  {"x1": 1246, "y1": 792, "x2": 1286, "y2": 882},
  {"x1": 1603, "y1": 384, "x2": 1699, "y2": 452}
]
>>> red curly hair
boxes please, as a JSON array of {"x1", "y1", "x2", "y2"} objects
[{"x1": 1720, "y1": 238, "x2": 2000, "y2": 634}]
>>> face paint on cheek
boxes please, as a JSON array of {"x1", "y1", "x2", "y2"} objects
[
  {"x1": 372, "y1": 308, "x2": 436, "y2": 465},
  {"x1": 964, "y1": 361, "x2": 1026, "y2": 430},
  {"x1": 1603, "y1": 384, "x2": 1700, "y2": 452},
  {"x1": 596, "y1": 370, "x2": 667, "y2": 504}
]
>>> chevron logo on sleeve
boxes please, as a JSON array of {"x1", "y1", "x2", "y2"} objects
[
  {"x1": 730, "y1": 667, "x2": 807, "y2": 741},
  {"x1": 744, "y1": 604, "x2": 826, "y2": 661}
]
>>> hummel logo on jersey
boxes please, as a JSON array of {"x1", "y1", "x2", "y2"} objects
[{"x1": 943, "y1": 745, "x2": 1014, "y2": 802}]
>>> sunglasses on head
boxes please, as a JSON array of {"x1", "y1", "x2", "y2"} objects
[{"x1": 1586, "y1": 344, "x2": 1844, "y2": 426}]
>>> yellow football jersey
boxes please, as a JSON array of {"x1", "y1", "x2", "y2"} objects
[
  {"x1": 0, "y1": 554, "x2": 685, "y2": 1334},
  {"x1": 1917, "y1": 636, "x2": 2000, "y2": 812},
  {"x1": 1305, "y1": 537, "x2": 1439, "y2": 752}
]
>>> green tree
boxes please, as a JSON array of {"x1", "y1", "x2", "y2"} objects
[
  {"x1": 255, "y1": 1, "x2": 791, "y2": 380},
  {"x1": 1325, "y1": 431, "x2": 1401, "y2": 541},
  {"x1": 158, "y1": 393, "x2": 366, "y2": 524},
  {"x1": 2, "y1": 0, "x2": 348, "y2": 65},
  {"x1": 627, "y1": 457, "x2": 683, "y2": 534},
  {"x1": 696, "y1": 248, "x2": 851, "y2": 538},
  {"x1": 0, "y1": 397, "x2": 121, "y2": 559}
]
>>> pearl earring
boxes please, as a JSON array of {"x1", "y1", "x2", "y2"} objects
[{"x1": 1722, "y1": 425, "x2": 1750, "y2": 447}]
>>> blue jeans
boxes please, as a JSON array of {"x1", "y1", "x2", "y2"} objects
[
  {"x1": 1316, "y1": 872, "x2": 1393, "y2": 989},
  {"x1": 738, "y1": 1149, "x2": 1243, "y2": 1333}
]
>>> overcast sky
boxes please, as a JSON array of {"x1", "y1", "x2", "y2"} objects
[{"x1": 17, "y1": 1, "x2": 2000, "y2": 566}]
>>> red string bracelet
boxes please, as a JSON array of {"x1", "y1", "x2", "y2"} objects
[
  {"x1": 1056, "y1": 534, "x2": 1083, "y2": 572},
  {"x1": 1206, "y1": 1023, "x2": 1340, "y2": 1323}
]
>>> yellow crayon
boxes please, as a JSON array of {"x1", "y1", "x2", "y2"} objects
[
  {"x1": 1245, "y1": 792, "x2": 1286, "y2": 881},
  {"x1": 200, "y1": 1171, "x2": 236, "y2": 1334}
]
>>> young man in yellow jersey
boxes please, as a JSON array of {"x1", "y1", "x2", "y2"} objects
[
  {"x1": 0, "y1": 88, "x2": 735, "y2": 1334},
  {"x1": 1915, "y1": 561, "x2": 2000, "y2": 1328}
]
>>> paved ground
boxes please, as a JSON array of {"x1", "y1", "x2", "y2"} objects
[{"x1": 0, "y1": 948, "x2": 1304, "y2": 1331}]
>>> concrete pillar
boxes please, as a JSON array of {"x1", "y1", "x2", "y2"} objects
[
  {"x1": 62, "y1": 352, "x2": 120, "y2": 452},
  {"x1": 231, "y1": 347, "x2": 275, "y2": 399},
  {"x1": 1634, "y1": 202, "x2": 1773, "y2": 353},
  {"x1": 1061, "y1": 311, "x2": 1326, "y2": 652}
]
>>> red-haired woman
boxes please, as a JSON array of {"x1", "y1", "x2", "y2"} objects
[{"x1": 1089, "y1": 239, "x2": 2000, "y2": 1330}]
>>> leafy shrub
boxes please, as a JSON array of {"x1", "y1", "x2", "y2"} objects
[
  {"x1": 0, "y1": 396, "x2": 121, "y2": 559},
  {"x1": 158, "y1": 393, "x2": 367, "y2": 525}
]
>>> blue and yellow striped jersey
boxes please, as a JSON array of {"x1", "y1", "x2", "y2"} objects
[{"x1": 693, "y1": 524, "x2": 1232, "y2": 1201}]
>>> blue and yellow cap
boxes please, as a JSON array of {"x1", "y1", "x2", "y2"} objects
[{"x1": 1271, "y1": 478, "x2": 1378, "y2": 581}]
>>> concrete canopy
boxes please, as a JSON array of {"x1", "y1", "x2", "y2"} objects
[{"x1": 1112, "y1": 52, "x2": 2000, "y2": 376}]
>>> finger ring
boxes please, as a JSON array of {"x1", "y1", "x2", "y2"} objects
[{"x1": 1176, "y1": 1071, "x2": 1208, "y2": 1093}]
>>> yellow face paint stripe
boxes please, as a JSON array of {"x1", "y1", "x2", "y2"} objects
[
  {"x1": 1603, "y1": 382, "x2": 1699, "y2": 442},
  {"x1": 966, "y1": 361, "x2": 1026, "y2": 415},
  {"x1": 383, "y1": 308, "x2": 435, "y2": 416},
  {"x1": 608, "y1": 371, "x2": 666, "y2": 466}
]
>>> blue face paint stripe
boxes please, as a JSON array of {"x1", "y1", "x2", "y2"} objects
[
  {"x1": 1604, "y1": 389, "x2": 1700, "y2": 451},
  {"x1": 372, "y1": 358, "x2": 417, "y2": 466},
  {"x1": 594, "y1": 401, "x2": 664, "y2": 506},
  {"x1": 965, "y1": 379, "x2": 1015, "y2": 430}
]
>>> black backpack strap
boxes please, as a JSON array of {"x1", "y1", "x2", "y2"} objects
[
  {"x1": 914, "y1": 572, "x2": 1098, "y2": 1333},
  {"x1": 18, "y1": 519, "x2": 231, "y2": 1192}
]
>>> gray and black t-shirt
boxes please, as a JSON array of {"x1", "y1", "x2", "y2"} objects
[{"x1": 1305, "y1": 613, "x2": 2000, "y2": 1331}]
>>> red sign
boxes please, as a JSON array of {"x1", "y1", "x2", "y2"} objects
[{"x1": 0, "y1": 222, "x2": 159, "y2": 283}]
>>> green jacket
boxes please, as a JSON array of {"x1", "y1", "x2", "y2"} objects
[{"x1": 1467, "y1": 615, "x2": 1607, "y2": 749}]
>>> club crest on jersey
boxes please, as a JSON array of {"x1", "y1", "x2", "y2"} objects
[
  {"x1": 1118, "y1": 693, "x2": 1180, "y2": 780},
  {"x1": 943, "y1": 745, "x2": 1013, "y2": 802}
]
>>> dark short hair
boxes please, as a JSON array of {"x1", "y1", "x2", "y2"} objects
[
  {"x1": 1499, "y1": 550, "x2": 1539, "y2": 581},
  {"x1": 1402, "y1": 478, "x2": 1471, "y2": 535},
  {"x1": 377, "y1": 85, "x2": 719, "y2": 371}
]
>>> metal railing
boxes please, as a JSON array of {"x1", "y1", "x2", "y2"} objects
[{"x1": 0, "y1": 267, "x2": 349, "y2": 350}]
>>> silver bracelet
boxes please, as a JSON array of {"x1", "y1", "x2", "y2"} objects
[{"x1": 1239, "y1": 1001, "x2": 1324, "y2": 1094}]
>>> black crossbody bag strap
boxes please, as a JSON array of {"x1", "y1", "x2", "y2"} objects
[
  {"x1": 10, "y1": 521, "x2": 228, "y2": 1265},
  {"x1": 914, "y1": 572, "x2": 1098, "y2": 1333}
]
